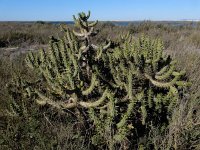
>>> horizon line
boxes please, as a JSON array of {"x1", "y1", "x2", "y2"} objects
[{"x1": 0, "y1": 19, "x2": 200, "y2": 22}]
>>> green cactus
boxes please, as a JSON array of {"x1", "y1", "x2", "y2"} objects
[
  {"x1": 89, "y1": 34, "x2": 191, "y2": 148},
  {"x1": 110, "y1": 35, "x2": 188, "y2": 108},
  {"x1": 25, "y1": 12, "x2": 111, "y2": 111},
  {"x1": 6, "y1": 76, "x2": 34, "y2": 117},
  {"x1": 23, "y1": 12, "x2": 190, "y2": 149}
]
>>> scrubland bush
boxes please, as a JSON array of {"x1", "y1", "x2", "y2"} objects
[
  {"x1": 0, "y1": 22, "x2": 61, "y2": 48},
  {"x1": 0, "y1": 12, "x2": 199, "y2": 150}
]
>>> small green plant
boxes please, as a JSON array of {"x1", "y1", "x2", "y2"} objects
[{"x1": 24, "y1": 12, "x2": 190, "y2": 149}]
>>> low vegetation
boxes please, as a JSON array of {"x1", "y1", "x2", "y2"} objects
[{"x1": 0, "y1": 12, "x2": 199, "y2": 150}]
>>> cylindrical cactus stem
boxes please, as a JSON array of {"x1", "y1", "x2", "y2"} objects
[
  {"x1": 79, "y1": 89, "x2": 108, "y2": 108},
  {"x1": 155, "y1": 64, "x2": 175, "y2": 80},
  {"x1": 145, "y1": 73, "x2": 180, "y2": 88},
  {"x1": 82, "y1": 73, "x2": 98, "y2": 96}
]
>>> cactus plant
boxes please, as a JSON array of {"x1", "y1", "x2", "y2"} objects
[
  {"x1": 24, "y1": 12, "x2": 190, "y2": 149},
  {"x1": 87, "y1": 33, "x2": 190, "y2": 149},
  {"x1": 25, "y1": 11, "x2": 111, "y2": 111}
]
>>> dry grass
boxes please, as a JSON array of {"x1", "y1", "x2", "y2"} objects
[{"x1": 0, "y1": 21, "x2": 200, "y2": 149}]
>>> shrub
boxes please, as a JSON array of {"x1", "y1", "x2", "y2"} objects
[
  {"x1": 8, "y1": 12, "x2": 190, "y2": 149},
  {"x1": 0, "y1": 55, "x2": 90, "y2": 150},
  {"x1": 189, "y1": 32, "x2": 200, "y2": 48}
]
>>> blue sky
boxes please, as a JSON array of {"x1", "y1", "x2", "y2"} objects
[{"x1": 0, "y1": 0, "x2": 200, "y2": 21}]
